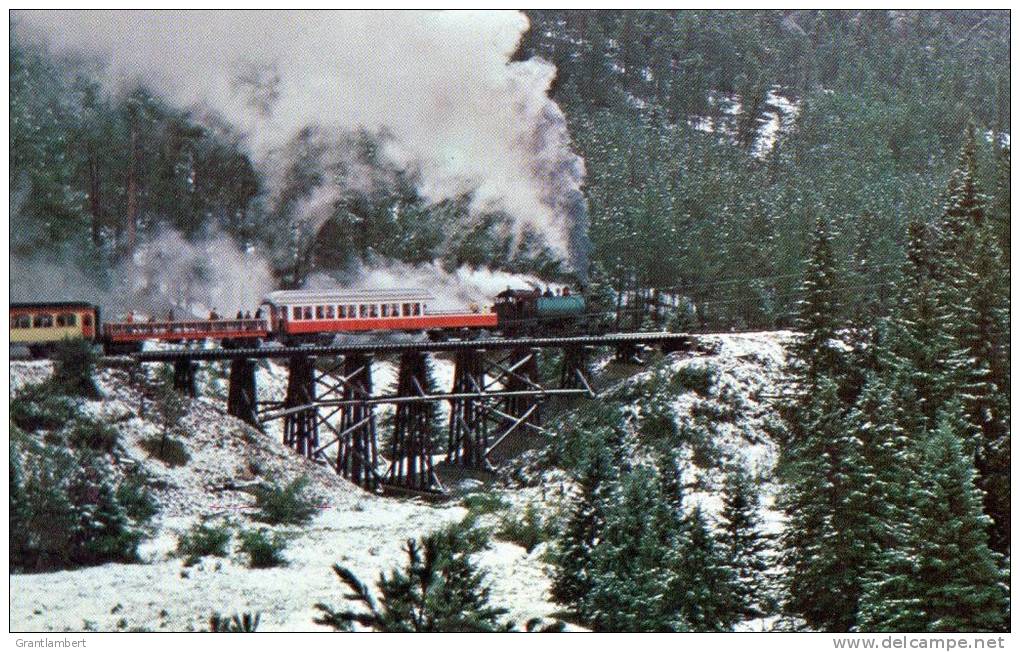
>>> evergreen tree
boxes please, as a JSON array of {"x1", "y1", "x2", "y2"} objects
[
  {"x1": 676, "y1": 504, "x2": 742, "y2": 631},
  {"x1": 314, "y1": 518, "x2": 510, "y2": 632},
  {"x1": 991, "y1": 142, "x2": 1010, "y2": 261},
  {"x1": 857, "y1": 405, "x2": 1008, "y2": 632},
  {"x1": 779, "y1": 377, "x2": 878, "y2": 631},
  {"x1": 581, "y1": 464, "x2": 681, "y2": 631},
  {"x1": 718, "y1": 463, "x2": 772, "y2": 620},
  {"x1": 845, "y1": 372, "x2": 914, "y2": 546},
  {"x1": 782, "y1": 216, "x2": 847, "y2": 447},
  {"x1": 887, "y1": 218, "x2": 972, "y2": 436},
  {"x1": 549, "y1": 436, "x2": 615, "y2": 608}
]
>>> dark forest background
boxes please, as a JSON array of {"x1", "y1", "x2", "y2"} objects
[{"x1": 11, "y1": 10, "x2": 1010, "y2": 324}]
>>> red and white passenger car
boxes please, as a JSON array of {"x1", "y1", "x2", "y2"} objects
[{"x1": 260, "y1": 288, "x2": 497, "y2": 342}]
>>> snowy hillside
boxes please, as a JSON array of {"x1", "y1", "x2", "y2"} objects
[{"x1": 10, "y1": 331, "x2": 792, "y2": 632}]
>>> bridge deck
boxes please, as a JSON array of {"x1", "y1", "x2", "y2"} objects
[{"x1": 133, "y1": 331, "x2": 691, "y2": 362}]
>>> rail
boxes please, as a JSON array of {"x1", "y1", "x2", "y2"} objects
[{"x1": 133, "y1": 331, "x2": 693, "y2": 361}]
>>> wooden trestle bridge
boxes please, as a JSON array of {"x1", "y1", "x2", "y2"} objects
[{"x1": 135, "y1": 332, "x2": 692, "y2": 494}]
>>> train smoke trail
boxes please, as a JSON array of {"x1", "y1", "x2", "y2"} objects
[{"x1": 13, "y1": 10, "x2": 591, "y2": 274}]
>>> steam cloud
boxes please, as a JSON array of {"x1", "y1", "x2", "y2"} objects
[
  {"x1": 13, "y1": 10, "x2": 591, "y2": 271},
  {"x1": 306, "y1": 260, "x2": 546, "y2": 312}
]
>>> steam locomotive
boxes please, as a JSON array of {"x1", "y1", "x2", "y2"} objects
[{"x1": 10, "y1": 286, "x2": 586, "y2": 357}]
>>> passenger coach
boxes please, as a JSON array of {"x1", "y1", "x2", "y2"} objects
[
  {"x1": 10, "y1": 302, "x2": 100, "y2": 357},
  {"x1": 260, "y1": 288, "x2": 498, "y2": 343}
]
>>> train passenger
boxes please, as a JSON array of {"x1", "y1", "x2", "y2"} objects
[
  {"x1": 255, "y1": 308, "x2": 263, "y2": 319},
  {"x1": 236, "y1": 310, "x2": 244, "y2": 320}
]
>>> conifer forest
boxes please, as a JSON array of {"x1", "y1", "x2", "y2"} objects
[{"x1": 8, "y1": 10, "x2": 1011, "y2": 634}]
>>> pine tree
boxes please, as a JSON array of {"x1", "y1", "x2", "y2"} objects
[
  {"x1": 549, "y1": 436, "x2": 615, "y2": 609},
  {"x1": 581, "y1": 464, "x2": 681, "y2": 631},
  {"x1": 792, "y1": 218, "x2": 841, "y2": 375},
  {"x1": 991, "y1": 142, "x2": 1010, "y2": 261},
  {"x1": 9, "y1": 442, "x2": 31, "y2": 569},
  {"x1": 857, "y1": 405, "x2": 1008, "y2": 632},
  {"x1": 956, "y1": 223, "x2": 1010, "y2": 554},
  {"x1": 845, "y1": 372, "x2": 914, "y2": 545},
  {"x1": 779, "y1": 377, "x2": 878, "y2": 631},
  {"x1": 314, "y1": 518, "x2": 510, "y2": 632},
  {"x1": 929, "y1": 128, "x2": 1010, "y2": 552},
  {"x1": 676, "y1": 504, "x2": 742, "y2": 631},
  {"x1": 887, "y1": 218, "x2": 973, "y2": 437},
  {"x1": 718, "y1": 464, "x2": 772, "y2": 620},
  {"x1": 783, "y1": 216, "x2": 846, "y2": 446}
]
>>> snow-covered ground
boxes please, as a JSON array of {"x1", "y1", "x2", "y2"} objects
[
  {"x1": 9, "y1": 359, "x2": 556, "y2": 632},
  {"x1": 10, "y1": 331, "x2": 792, "y2": 632}
]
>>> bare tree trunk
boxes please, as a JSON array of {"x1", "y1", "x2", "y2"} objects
[
  {"x1": 88, "y1": 153, "x2": 102, "y2": 248},
  {"x1": 125, "y1": 127, "x2": 138, "y2": 254}
]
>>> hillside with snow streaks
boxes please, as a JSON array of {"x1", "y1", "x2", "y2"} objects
[{"x1": 10, "y1": 331, "x2": 791, "y2": 632}]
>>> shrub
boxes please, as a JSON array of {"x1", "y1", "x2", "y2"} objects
[
  {"x1": 251, "y1": 477, "x2": 318, "y2": 526},
  {"x1": 496, "y1": 503, "x2": 554, "y2": 554},
  {"x1": 671, "y1": 364, "x2": 717, "y2": 397},
  {"x1": 52, "y1": 338, "x2": 101, "y2": 398},
  {"x1": 689, "y1": 398, "x2": 738, "y2": 424},
  {"x1": 209, "y1": 612, "x2": 260, "y2": 632},
  {"x1": 10, "y1": 446, "x2": 142, "y2": 572},
  {"x1": 239, "y1": 529, "x2": 288, "y2": 568},
  {"x1": 177, "y1": 521, "x2": 232, "y2": 566},
  {"x1": 11, "y1": 389, "x2": 79, "y2": 432},
  {"x1": 66, "y1": 417, "x2": 119, "y2": 453},
  {"x1": 462, "y1": 492, "x2": 510, "y2": 516},
  {"x1": 140, "y1": 436, "x2": 191, "y2": 467},
  {"x1": 115, "y1": 474, "x2": 159, "y2": 523}
]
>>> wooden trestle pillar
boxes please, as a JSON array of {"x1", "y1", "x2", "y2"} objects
[
  {"x1": 560, "y1": 345, "x2": 594, "y2": 392},
  {"x1": 334, "y1": 354, "x2": 379, "y2": 491},
  {"x1": 283, "y1": 355, "x2": 317, "y2": 457},
  {"x1": 227, "y1": 358, "x2": 258, "y2": 426},
  {"x1": 502, "y1": 347, "x2": 542, "y2": 429},
  {"x1": 487, "y1": 347, "x2": 543, "y2": 462},
  {"x1": 447, "y1": 349, "x2": 489, "y2": 468},
  {"x1": 388, "y1": 352, "x2": 438, "y2": 491},
  {"x1": 172, "y1": 360, "x2": 197, "y2": 397}
]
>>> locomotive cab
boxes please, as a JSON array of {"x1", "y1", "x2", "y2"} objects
[{"x1": 495, "y1": 287, "x2": 586, "y2": 336}]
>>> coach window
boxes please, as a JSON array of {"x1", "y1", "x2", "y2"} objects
[
  {"x1": 359, "y1": 305, "x2": 367, "y2": 318},
  {"x1": 326, "y1": 305, "x2": 335, "y2": 319},
  {"x1": 316, "y1": 305, "x2": 324, "y2": 319},
  {"x1": 338, "y1": 305, "x2": 346, "y2": 319},
  {"x1": 381, "y1": 304, "x2": 390, "y2": 317},
  {"x1": 13, "y1": 315, "x2": 28, "y2": 328},
  {"x1": 82, "y1": 314, "x2": 92, "y2": 327},
  {"x1": 34, "y1": 314, "x2": 53, "y2": 328},
  {"x1": 303, "y1": 306, "x2": 313, "y2": 320},
  {"x1": 369, "y1": 304, "x2": 379, "y2": 318},
  {"x1": 292, "y1": 306, "x2": 301, "y2": 320}
]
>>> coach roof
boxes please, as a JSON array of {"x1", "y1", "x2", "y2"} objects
[{"x1": 263, "y1": 288, "x2": 435, "y2": 306}]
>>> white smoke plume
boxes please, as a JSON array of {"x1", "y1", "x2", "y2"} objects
[
  {"x1": 124, "y1": 230, "x2": 275, "y2": 318},
  {"x1": 13, "y1": 10, "x2": 590, "y2": 269},
  {"x1": 305, "y1": 260, "x2": 545, "y2": 312}
]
